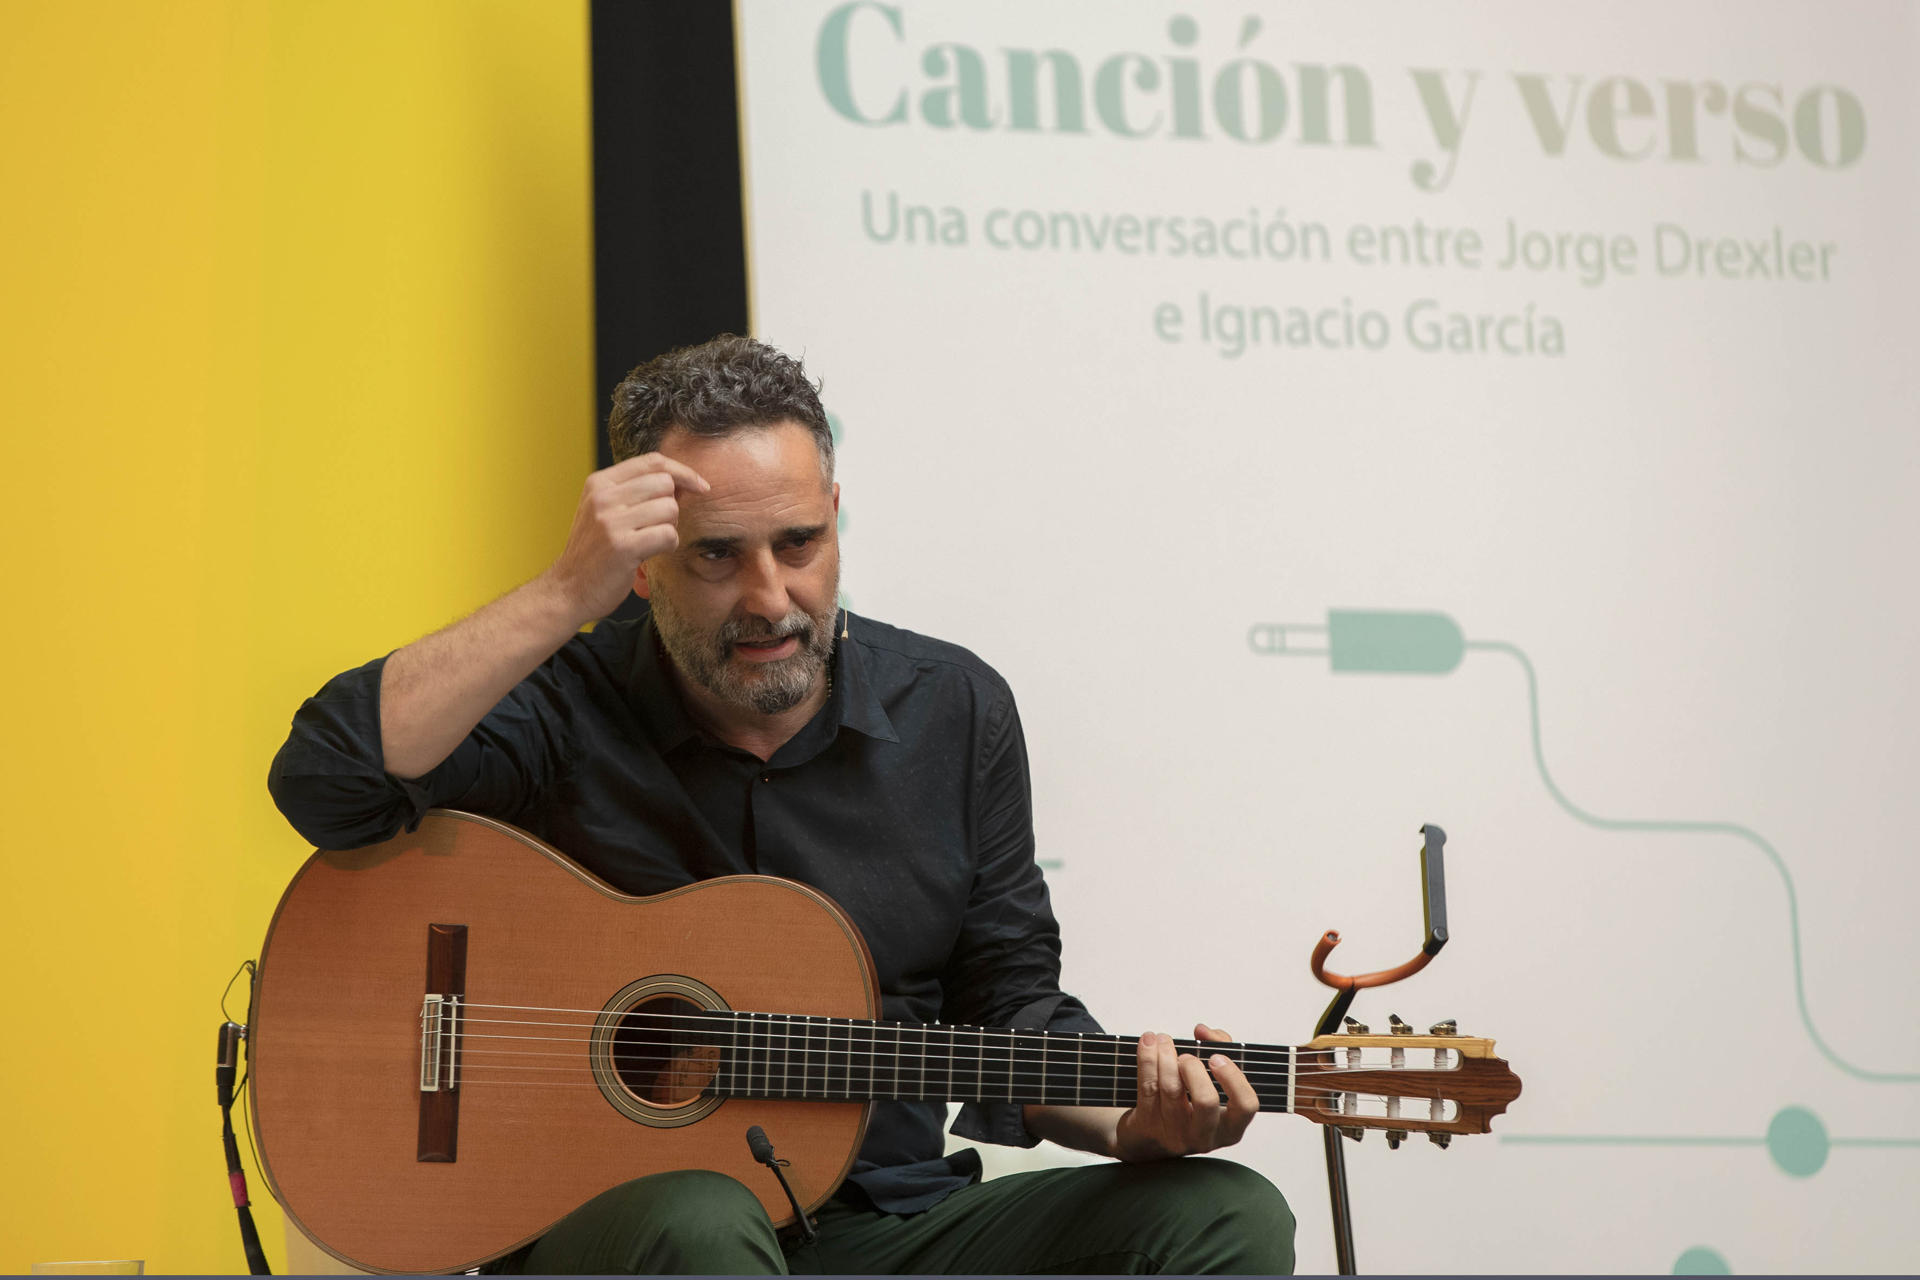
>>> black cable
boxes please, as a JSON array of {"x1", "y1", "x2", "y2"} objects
[
  {"x1": 218, "y1": 965, "x2": 272, "y2": 1275},
  {"x1": 745, "y1": 1126, "x2": 816, "y2": 1245}
]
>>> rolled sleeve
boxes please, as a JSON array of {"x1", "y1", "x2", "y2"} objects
[{"x1": 267, "y1": 653, "x2": 572, "y2": 850}]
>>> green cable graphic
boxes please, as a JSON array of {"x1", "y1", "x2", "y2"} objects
[{"x1": 1250, "y1": 609, "x2": 1918, "y2": 1085}]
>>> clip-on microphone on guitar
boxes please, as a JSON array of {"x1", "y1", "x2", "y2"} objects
[
  {"x1": 217, "y1": 1020, "x2": 272, "y2": 1274},
  {"x1": 746, "y1": 1125, "x2": 817, "y2": 1245}
]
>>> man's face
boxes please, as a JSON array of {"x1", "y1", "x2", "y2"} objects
[{"x1": 639, "y1": 421, "x2": 840, "y2": 716}]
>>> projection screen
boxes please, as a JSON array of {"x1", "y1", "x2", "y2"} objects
[{"x1": 733, "y1": 3, "x2": 1920, "y2": 1270}]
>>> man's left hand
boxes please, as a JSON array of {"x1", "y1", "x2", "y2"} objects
[{"x1": 1110, "y1": 1023, "x2": 1259, "y2": 1162}]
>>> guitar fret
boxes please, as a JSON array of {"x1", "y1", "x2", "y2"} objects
[
  {"x1": 809, "y1": 1015, "x2": 824, "y2": 1100},
  {"x1": 974, "y1": 1026, "x2": 988, "y2": 1103},
  {"x1": 1039, "y1": 1030, "x2": 1048, "y2": 1108},
  {"x1": 1074, "y1": 1031, "x2": 1083, "y2": 1106},
  {"x1": 837, "y1": 1017, "x2": 848, "y2": 1099},
  {"x1": 760, "y1": 1012, "x2": 772, "y2": 1098},
  {"x1": 777, "y1": 1012, "x2": 789, "y2": 1099},
  {"x1": 889, "y1": 1021, "x2": 899, "y2": 1100}
]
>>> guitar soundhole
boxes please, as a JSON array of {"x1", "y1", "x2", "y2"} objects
[
  {"x1": 612, "y1": 995, "x2": 723, "y2": 1107},
  {"x1": 590, "y1": 974, "x2": 729, "y2": 1127}
]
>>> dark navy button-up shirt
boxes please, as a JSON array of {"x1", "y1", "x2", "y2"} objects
[{"x1": 267, "y1": 606, "x2": 1101, "y2": 1212}]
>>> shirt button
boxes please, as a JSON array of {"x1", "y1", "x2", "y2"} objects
[{"x1": 761, "y1": 774, "x2": 771, "y2": 783}]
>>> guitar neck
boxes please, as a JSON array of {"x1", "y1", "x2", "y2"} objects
[{"x1": 690, "y1": 1014, "x2": 1302, "y2": 1113}]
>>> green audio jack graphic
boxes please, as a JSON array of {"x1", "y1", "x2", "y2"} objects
[{"x1": 1250, "y1": 609, "x2": 1918, "y2": 1085}]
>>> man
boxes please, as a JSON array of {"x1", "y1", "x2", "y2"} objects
[{"x1": 269, "y1": 335, "x2": 1294, "y2": 1274}]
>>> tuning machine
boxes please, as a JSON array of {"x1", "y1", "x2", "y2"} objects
[
  {"x1": 1427, "y1": 1019, "x2": 1457, "y2": 1036},
  {"x1": 1427, "y1": 1131, "x2": 1451, "y2": 1149},
  {"x1": 1385, "y1": 1129, "x2": 1409, "y2": 1149},
  {"x1": 1342, "y1": 1016, "x2": 1369, "y2": 1035},
  {"x1": 1388, "y1": 1013, "x2": 1413, "y2": 1034}
]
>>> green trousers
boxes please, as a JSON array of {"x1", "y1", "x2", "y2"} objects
[{"x1": 496, "y1": 1159, "x2": 1294, "y2": 1275}]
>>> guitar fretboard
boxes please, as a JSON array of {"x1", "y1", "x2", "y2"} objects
[{"x1": 647, "y1": 1012, "x2": 1300, "y2": 1112}]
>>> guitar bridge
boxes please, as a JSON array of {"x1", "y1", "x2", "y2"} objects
[{"x1": 416, "y1": 923, "x2": 467, "y2": 1162}]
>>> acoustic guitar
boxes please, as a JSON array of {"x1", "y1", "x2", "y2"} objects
[{"x1": 248, "y1": 810, "x2": 1521, "y2": 1274}]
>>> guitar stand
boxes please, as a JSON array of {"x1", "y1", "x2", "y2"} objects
[{"x1": 1308, "y1": 824, "x2": 1451, "y2": 1277}]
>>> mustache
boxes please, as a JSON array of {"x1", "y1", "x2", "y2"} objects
[{"x1": 719, "y1": 613, "x2": 814, "y2": 647}]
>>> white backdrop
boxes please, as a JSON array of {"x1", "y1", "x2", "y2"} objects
[{"x1": 735, "y1": 2, "x2": 1920, "y2": 1271}]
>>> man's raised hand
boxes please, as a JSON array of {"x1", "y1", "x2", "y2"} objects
[
  {"x1": 1110, "y1": 1023, "x2": 1259, "y2": 1162},
  {"x1": 543, "y1": 454, "x2": 709, "y2": 625}
]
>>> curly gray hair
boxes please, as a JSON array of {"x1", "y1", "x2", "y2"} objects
[{"x1": 607, "y1": 335, "x2": 833, "y2": 479}]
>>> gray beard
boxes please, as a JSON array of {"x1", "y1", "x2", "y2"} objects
[{"x1": 650, "y1": 582, "x2": 838, "y2": 716}]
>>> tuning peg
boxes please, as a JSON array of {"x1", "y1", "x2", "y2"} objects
[
  {"x1": 1388, "y1": 1013, "x2": 1413, "y2": 1035},
  {"x1": 1342, "y1": 1015, "x2": 1369, "y2": 1035},
  {"x1": 1427, "y1": 1019, "x2": 1457, "y2": 1036},
  {"x1": 1386, "y1": 1129, "x2": 1408, "y2": 1149},
  {"x1": 1341, "y1": 1126, "x2": 1365, "y2": 1143},
  {"x1": 1427, "y1": 1131, "x2": 1452, "y2": 1149}
]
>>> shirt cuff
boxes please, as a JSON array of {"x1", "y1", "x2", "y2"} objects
[{"x1": 947, "y1": 993, "x2": 1104, "y2": 1149}]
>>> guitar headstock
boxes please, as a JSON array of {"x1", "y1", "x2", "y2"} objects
[{"x1": 1295, "y1": 1018, "x2": 1522, "y2": 1148}]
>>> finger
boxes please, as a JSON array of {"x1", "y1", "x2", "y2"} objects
[
  {"x1": 602, "y1": 452, "x2": 710, "y2": 493},
  {"x1": 1208, "y1": 1053, "x2": 1260, "y2": 1146},
  {"x1": 1154, "y1": 1034, "x2": 1184, "y2": 1112},
  {"x1": 1178, "y1": 1052, "x2": 1223, "y2": 1148},
  {"x1": 613, "y1": 496, "x2": 679, "y2": 537},
  {"x1": 1195, "y1": 1022, "x2": 1232, "y2": 1043},
  {"x1": 1134, "y1": 1033, "x2": 1162, "y2": 1124},
  {"x1": 606, "y1": 470, "x2": 678, "y2": 506}
]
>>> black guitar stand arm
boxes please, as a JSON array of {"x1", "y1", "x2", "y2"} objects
[{"x1": 1309, "y1": 823, "x2": 1451, "y2": 1277}]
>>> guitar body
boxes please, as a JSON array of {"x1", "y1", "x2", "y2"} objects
[{"x1": 250, "y1": 811, "x2": 878, "y2": 1275}]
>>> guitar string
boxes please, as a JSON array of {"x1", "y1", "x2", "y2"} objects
[
  {"x1": 445, "y1": 1076, "x2": 1427, "y2": 1116},
  {"x1": 447, "y1": 1043, "x2": 1384, "y2": 1081},
  {"x1": 435, "y1": 1038, "x2": 1428, "y2": 1104},
  {"x1": 448, "y1": 1006, "x2": 1460, "y2": 1060},
  {"x1": 444, "y1": 1031, "x2": 1425, "y2": 1082},
  {"x1": 444, "y1": 1061, "x2": 1391, "y2": 1107},
  {"x1": 436, "y1": 1065, "x2": 1376, "y2": 1104},
  {"x1": 434, "y1": 1075, "x2": 1429, "y2": 1124},
  {"x1": 451, "y1": 1041, "x2": 1445, "y2": 1073},
  {"x1": 461, "y1": 1000, "x2": 1473, "y2": 1039},
  {"x1": 444, "y1": 1010, "x2": 1445, "y2": 1064},
  {"x1": 442, "y1": 1027, "x2": 1436, "y2": 1080},
  {"x1": 439, "y1": 1090, "x2": 1428, "y2": 1113},
  {"x1": 440, "y1": 1042, "x2": 1450, "y2": 1107}
]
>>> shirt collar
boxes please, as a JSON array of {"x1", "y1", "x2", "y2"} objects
[{"x1": 628, "y1": 608, "x2": 900, "y2": 753}]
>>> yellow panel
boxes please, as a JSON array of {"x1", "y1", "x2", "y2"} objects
[{"x1": 0, "y1": 2, "x2": 592, "y2": 1272}]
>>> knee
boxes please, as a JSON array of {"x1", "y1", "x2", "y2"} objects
[
  {"x1": 1177, "y1": 1159, "x2": 1297, "y2": 1274},
  {"x1": 611, "y1": 1168, "x2": 766, "y2": 1221},
  {"x1": 527, "y1": 1169, "x2": 781, "y2": 1275},
  {"x1": 607, "y1": 1169, "x2": 773, "y2": 1251}
]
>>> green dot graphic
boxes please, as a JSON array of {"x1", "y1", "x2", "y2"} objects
[
  {"x1": 1766, "y1": 1106, "x2": 1828, "y2": 1176},
  {"x1": 1673, "y1": 1246, "x2": 1732, "y2": 1273}
]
